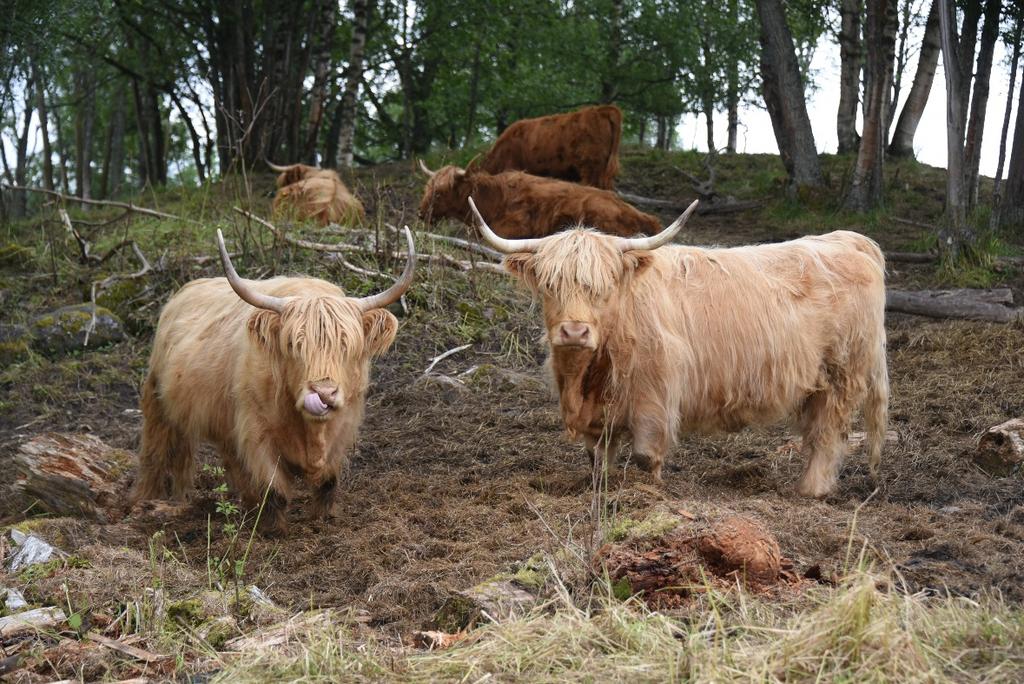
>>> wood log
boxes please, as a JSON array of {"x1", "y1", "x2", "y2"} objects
[
  {"x1": 14, "y1": 433, "x2": 133, "y2": 522},
  {"x1": 617, "y1": 192, "x2": 760, "y2": 215},
  {"x1": 974, "y1": 418, "x2": 1024, "y2": 476},
  {"x1": 0, "y1": 606, "x2": 67, "y2": 638},
  {"x1": 886, "y1": 288, "x2": 1023, "y2": 323}
]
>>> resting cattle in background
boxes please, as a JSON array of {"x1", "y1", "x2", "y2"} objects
[
  {"x1": 268, "y1": 161, "x2": 365, "y2": 226},
  {"x1": 469, "y1": 198, "x2": 889, "y2": 498},
  {"x1": 133, "y1": 228, "x2": 415, "y2": 533},
  {"x1": 473, "y1": 105, "x2": 622, "y2": 189},
  {"x1": 419, "y1": 163, "x2": 661, "y2": 239}
]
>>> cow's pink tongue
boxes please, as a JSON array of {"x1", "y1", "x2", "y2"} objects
[{"x1": 303, "y1": 392, "x2": 329, "y2": 416}]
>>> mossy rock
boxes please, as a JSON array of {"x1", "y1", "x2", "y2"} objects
[
  {"x1": 96, "y1": 279, "x2": 146, "y2": 317},
  {"x1": 30, "y1": 304, "x2": 124, "y2": 356},
  {"x1": 0, "y1": 323, "x2": 31, "y2": 364},
  {"x1": 0, "y1": 243, "x2": 33, "y2": 269}
]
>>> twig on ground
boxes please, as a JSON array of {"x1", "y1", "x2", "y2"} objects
[{"x1": 422, "y1": 344, "x2": 472, "y2": 376}]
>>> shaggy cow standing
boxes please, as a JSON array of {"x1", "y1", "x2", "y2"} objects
[
  {"x1": 133, "y1": 229, "x2": 415, "y2": 532},
  {"x1": 269, "y1": 162, "x2": 365, "y2": 226},
  {"x1": 472, "y1": 105, "x2": 622, "y2": 189},
  {"x1": 419, "y1": 162, "x2": 661, "y2": 239},
  {"x1": 470, "y1": 198, "x2": 889, "y2": 497}
]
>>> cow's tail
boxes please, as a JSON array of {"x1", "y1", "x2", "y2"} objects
[
  {"x1": 603, "y1": 106, "x2": 622, "y2": 189},
  {"x1": 863, "y1": 334, "x2": 889, "y2": 482}
]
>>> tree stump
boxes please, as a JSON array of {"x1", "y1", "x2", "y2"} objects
[
  {"x1": 974, "y1": 419, "x2": 1024, "y2": 476},
  {"x1": 14, "y1": 433, "x2": 133, "y2": 521}
]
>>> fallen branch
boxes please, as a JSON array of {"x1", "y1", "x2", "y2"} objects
[
  {"x1": 425, "y1": 232, "x2": 503, "y2": 261},
  {"x1": 886, "y1": 288, "x2": 1023, "y2": 323},
  {"x1": 234, "y1": 207, "x2": 365, "y2": 253},
  {"x1": 885, "y1": 251, "x2": 937, "y2": 264},
  {"x1": 618, "y1": 192, "x2": 760, "y2": 215},
  {"x1": 4, "y1": 184, "x2": 194, "y2": 222}
]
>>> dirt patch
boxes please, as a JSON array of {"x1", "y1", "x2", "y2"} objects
[{"x1": 596, "y1": 513, "x2": 804, "y2": 609}]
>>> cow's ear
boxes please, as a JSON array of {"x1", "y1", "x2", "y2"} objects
[
  {"x1": 248, "y1": 310, "x2": 282, "y2": 351},
  {"x1": 503, "y1": 253, "x2": 538, "y2": 287},
  {"x1": 623, "y1": 251, "x2": 654, "y2": 277},
  {"x1": 362, "y1": 308, "x2": 399, "y2": 358}
]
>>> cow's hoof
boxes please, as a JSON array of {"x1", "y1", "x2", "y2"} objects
[{"x1": 795, "y1": 479, "x2": 830, "y2": 499}]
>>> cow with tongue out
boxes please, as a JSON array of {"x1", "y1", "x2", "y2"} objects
[{"x1": 132, "y1": 228, "x2": 416, "y2": 534}]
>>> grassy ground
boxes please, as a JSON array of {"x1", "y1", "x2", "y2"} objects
[{"x1": 1, "y1": 150, "x2": 1023, "y2": 681}]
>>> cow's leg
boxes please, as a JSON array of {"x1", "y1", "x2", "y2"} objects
[
  {"x1": 796, "y1": 388, "x2": 851, "y2": 498},
  {"x1": 585, "y1": 431, "x2": 621, "y2": 471},
  {"x1": 630, "y1": 412, "x2": 672, "y2": 482},
  {"x1": 234, "y1": 436, "x2": 295, "y2": 535},
  {"x1": 310, "y1": 476, "x2": 339, "y2": 520},
  {"x1": 133, "y1": 374, "x2": 195, "y2": 502}
]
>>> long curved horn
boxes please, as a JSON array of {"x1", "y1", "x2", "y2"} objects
[
  {"x1": 417, "y1": 159, "x2": 436, "y2": 178},
  {"x1": 468, "y1": 197, "x2": 545, "y2": 254},
  {"x1": 614, "y1": 199, "x2": 699, "y2": 252},
  {"x1": 356, "y1": 226, "x2": 417, "y2": 311},
  {"x1": 216, "y1": 229, "x2": 288, "y2": 313},
  {"x1": 265, "y1": 160, "x2": 293, "y2": 173}
]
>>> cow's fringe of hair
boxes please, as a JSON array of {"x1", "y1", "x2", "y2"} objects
[{"x1": 279, "y1": 296, "x2": 367, "y2": 383}]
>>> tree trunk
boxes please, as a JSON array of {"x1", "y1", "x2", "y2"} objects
[
  {"x1": 335, "y1": 0, "x2": 370, "y2": 169},
  {"x1": 837, "y1": 0, "x2": 862, "y2": 154},
  {"x1": 149, "y1": 86, "x2": 167, "y2": 185},
  {"x1": 886, "y1": 0, "x2": 913, "y2": 137},
  {"x1": 845, "y1": 0, "x2": 897, "y2": 212},
  {"x1": 638, "y1": 117, "x2": 647, "y2": 147},
  {"x1": 704, "y1": 104, "x2": 716, "y2": 153},
  {"x1": 992, "y1": 17, "x2": 1022, "y2": 224},
  {"x1": 12, "y1": 81, "x2": 34, "y2": 218},
  {"x1": 464, "y1": 42, "x2": 482, "y2": 147},
  {"x1": 655, "y1": 116, "x2": 668, "y2": 150},
  {"x1": 1001, "y1": 58, "x2": 1024, "y2": 231},
  {"x1": 131, "y1": 76, "x2": 152, "y2": 186},
  {"x1": 937, "y1": 0, "x2": 973, "y2": 259},
  {"x1": 74, "y1": 70, "x2": 96, "y2": 205},
  {"x1": 888, "y1": 0, "x2": 940, "y2": 157},
  {"x1": 107, "y1": 94, "x2": 125, "y2": 195},
  {"x1": 50, "y1": 87, "x2": 71, "y2": 194},
  {"x1": 600, "y1": 0, "x2": 624, "y2": 103},
  {"x1": 963, "y1": 0, "x2": 1001, "y2": 213},
  {"x1": 31, "y1": 61, "x2": 54, "y2": 192},
  {"x1": 169, "y1": 90, "x2": 206, "y2": 183},
  {"x1": 726, "y1": 0, "x2": 740, "y2": 153},
  {"x1": 755, "y1": 0, "x2": 824, "y2": 190},
  {"x1": 303, "y1": 0, "x2": 336, "y2": 163}
]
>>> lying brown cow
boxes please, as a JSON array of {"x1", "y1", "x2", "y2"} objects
[
  {"x1": 472, "y1": 105, "x2": 622, "y2": 189},
  {"x1": 133, "y1": 228, "x2": 415, "y2": 533},
  {"x1": 419, "y1": 163, "x2": 661, "y2": 239},
  {"x1": 269, "y1": 162, "x2": 365, "y2": 226},
  {"x1": 469, "y1": 197, "x2": 889, "y2": 498}
]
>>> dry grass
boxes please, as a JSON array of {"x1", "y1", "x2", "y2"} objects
[{"x1": 209, "y1": 570, "x2": 1024, "y2": 683}]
